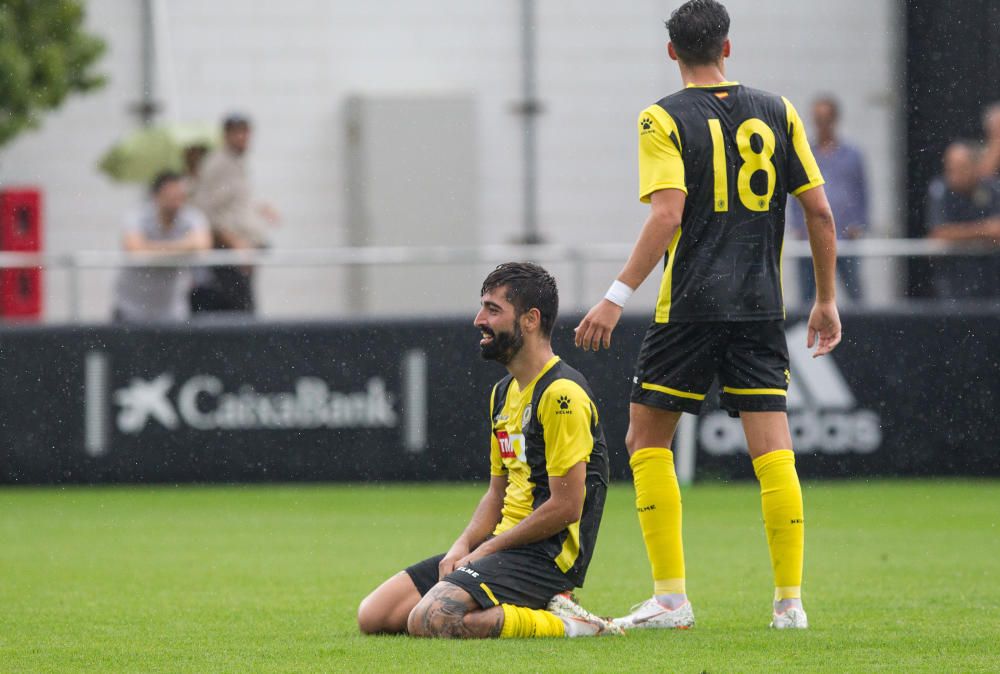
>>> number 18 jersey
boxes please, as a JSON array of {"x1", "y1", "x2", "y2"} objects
[{"x1": 637, "y1": 82, "x2": 824, "y2": 323}]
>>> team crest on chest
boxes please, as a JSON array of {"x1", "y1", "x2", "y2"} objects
[{"x1": 521, "y1": 403, "x2": 533, "y2": 429}]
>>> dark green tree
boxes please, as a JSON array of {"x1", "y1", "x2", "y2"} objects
[{"x1": 0, "y1": 0, "x2": 106, "y2": 147}]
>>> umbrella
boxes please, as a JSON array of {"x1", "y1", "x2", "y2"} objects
[{"x1": 98, "y1": 122, "x2": 221, "y2": 184}]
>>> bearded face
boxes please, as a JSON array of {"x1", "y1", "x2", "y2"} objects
[{"x1": 479, "y1": 319, "x2": 524, "y2": 365}]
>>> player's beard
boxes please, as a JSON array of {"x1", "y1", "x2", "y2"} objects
[{"x1": 480, "y1": 323, "x2": 524, "y2": 365}]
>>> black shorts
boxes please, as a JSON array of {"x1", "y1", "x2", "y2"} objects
[
  {"x1": 404, "y1": 546, "x2": 574, "y2": 610},
  {"x1": 631, "y1": 319, "x2": 789, "y2": 418}
]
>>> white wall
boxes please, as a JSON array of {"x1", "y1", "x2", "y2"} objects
[{"x1": 0, "y1": 0, "x2": 902, "y2": 321}]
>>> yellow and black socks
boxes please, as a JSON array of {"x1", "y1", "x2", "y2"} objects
[
  {"x1": 630, "y1": 447, "x2": 686, "y2": 596},
  {"x1": 752, "y1": 449, "x2": 804, "y2": 600},
  {"x1": 499, "y1": 604, "x2": 565, "y2": 638}
]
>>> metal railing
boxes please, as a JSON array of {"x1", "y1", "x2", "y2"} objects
[{"x1": 0, "y1": 238, "x2": 995, "y2": 320}]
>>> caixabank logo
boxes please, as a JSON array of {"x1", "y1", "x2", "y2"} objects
[
  {"x1": 82, "y1": 349, "x2": 428, "y2": 458},
  {"x1": 698, "y1": 323, "x2": 882, "y2": 456},
  {"x1": 112, "y1": 374, "x2": 398, "y2": 432}
]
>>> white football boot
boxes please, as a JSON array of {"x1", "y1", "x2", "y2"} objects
[
  {"x1": 612, "y1": 597, "x2": 695, "y2": 630},
  {"x1": 546, "y1": 592, "x2": 624, "y2": 637},
  {"x1": 770, "y1": 606, "x2": 809, "y2": 629}
]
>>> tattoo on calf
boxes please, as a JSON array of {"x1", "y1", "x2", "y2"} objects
[{"x1": 487, "y1": 612, "x2": 504, "y2": 638}]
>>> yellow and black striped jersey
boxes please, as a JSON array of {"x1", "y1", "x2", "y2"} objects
[
  {"x1": 637, "y1": 82, "x2": 824, "y2": 322},
  {"x1": 488, "y1": 356, "x2": 609, "y2": 586}
]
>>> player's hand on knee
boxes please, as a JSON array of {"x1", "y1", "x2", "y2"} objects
[
  {"x1": 574, "y1": 300, "x2": 623, "y2": 351},
  {"x1": 455, "y1": 546, "x2": 489, "y2": 571},
  {"x1": 807, "y1": 300, "x2": 842, "y2": 358},
  {"x1": 439, "y1": 542, "x2": 470, "y2": 580}
]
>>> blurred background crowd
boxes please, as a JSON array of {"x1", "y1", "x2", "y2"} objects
[{"x1": 0, "y1": 0, "x2": 996, "y2": 323}]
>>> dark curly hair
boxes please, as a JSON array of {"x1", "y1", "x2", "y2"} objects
[
  {"x1": 149, "y1": 170, "x2": 183, "y2": 195},
  {"x1": 480, "y1": 262, "x2": 559, "y2": 336},
  {"x1": 666, "y1": 0, "x2": 730, "y2": 66}
]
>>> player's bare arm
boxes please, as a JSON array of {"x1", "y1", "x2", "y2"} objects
[
  {"x1": 797, "y1": 185, "x2": 842, "y2": 357},
  {"x1": 438, "y1": 473, "x2": 506, "y2": 579},
  {"x1": 455, "y1": 461, "x2": 586, "y2": 568},
  {"x1": 575, "y1": 188, "x2": 685, "y2": 352}
]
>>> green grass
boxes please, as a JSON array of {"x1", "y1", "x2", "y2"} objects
[{"x1": 1, "y1": 481, "x2": 998, "y2": 672}]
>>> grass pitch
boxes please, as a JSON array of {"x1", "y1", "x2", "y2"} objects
[{"x1": 1, "y1": 480, "x2": 998, "y2": 672}]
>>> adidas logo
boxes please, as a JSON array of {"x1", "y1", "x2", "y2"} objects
[{"x1": 699, "y1": 323, "x2": 882, "y2": 456}]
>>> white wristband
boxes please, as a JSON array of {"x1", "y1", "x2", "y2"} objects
[{"x1": 604, "y1": 280, "x2": 634, "y2": 308}]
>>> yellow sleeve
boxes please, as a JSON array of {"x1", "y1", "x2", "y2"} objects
[
  {"x1": 490, "y1": 433, "x2": 505, "y2": 476},
  {"x1": 782, "y1": 97, "x2": 825, "y2": 196},
  {"x1": 539, "y1": 380, "x2": 596, "y2": 477},
  {"x1": 638, "y1": 104, "x2": 687, "y2": 203},
  {"x1": 488, "y1": 383, "x2": 506, "y2": 476}
]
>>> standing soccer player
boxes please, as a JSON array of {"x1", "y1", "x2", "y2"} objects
[{"x1": 575, "y1": 0, "x2": 841, "y2": 630}]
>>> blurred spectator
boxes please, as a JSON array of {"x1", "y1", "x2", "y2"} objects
[
  {"x1": 925, "y1": 141, "x2": 1000, "y2": 299},
  {"x1": 182, "y1": 144, "x2": 210, "y2": 185},
  {"x1": 787, "y1": 95, "x2": 869, "y2": 303},
  {"x1": 189, "y1": 114, "x2": 279, "y2": 314},
  {"x1": 977, "y1": 102, "x2": 1000, "y2": 177},
  {"x1": 113, "y1": 171, "x2": 212, "y2": 322}
]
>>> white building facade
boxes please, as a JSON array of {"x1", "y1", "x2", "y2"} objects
[{"x1": 0, "y1": 0, "x2": 903, "y2": 321}]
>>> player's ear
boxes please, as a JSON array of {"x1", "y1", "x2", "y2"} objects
[
  {"x1": 666, "y1": 42, "x2": 678, "y2": 62},
  {"x1": 722, "y1": 38, "x2": 731, "y2": 59},
  {"x1": 521, "y1": 307, "x2": 542, "y2": 334}
]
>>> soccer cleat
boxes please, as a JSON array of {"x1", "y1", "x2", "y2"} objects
[
  {"x1": 546, "y1": 592, "x2": 624, "y2": 637},
  {"x1": 770, "y1": 606, "x2": 809, "y2": 629},
  {"x1": 612, "y1": 597, "x2": 695, "y2": 630}
]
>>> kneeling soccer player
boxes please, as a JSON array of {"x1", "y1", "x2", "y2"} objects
[{"x1": 358, "y1": 262, "x2": 619, "y2": 638}]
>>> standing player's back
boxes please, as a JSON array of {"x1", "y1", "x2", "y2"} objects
[
  {"x1": 574, "y1": 0, "x2": 841, "y2": 634},
  {"x1": 638, "y1": 83, "x2": 823, "y2": 321}
]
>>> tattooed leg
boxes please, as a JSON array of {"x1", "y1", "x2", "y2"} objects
[
  {"x1": 407, "y1": 581, "x2": 504, "y2": 639},
  {"x1": 463, "y1": 605, "x2": 506, "y2": 638}
]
